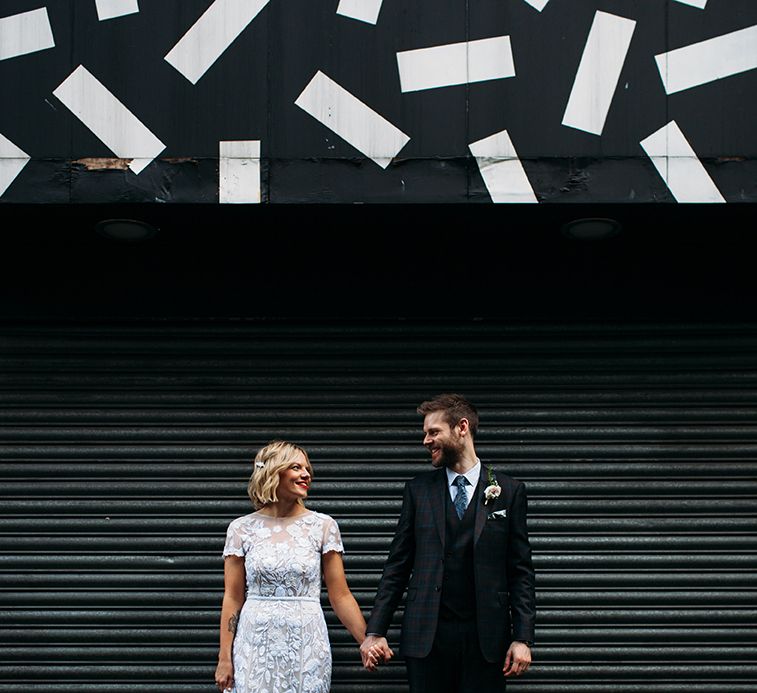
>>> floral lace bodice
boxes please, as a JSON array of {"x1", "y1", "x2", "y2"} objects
[{"x1": 222, "y1": 510, "x2": 344, "y2": 599}]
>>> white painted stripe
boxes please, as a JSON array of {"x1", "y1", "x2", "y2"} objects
[
  {"x1": 96, "y1": 0, "x2": 140, "y2": 22},
  {"x1": 0, "y1": 132, "x2": 30, "y2": 197},
  {"x1": 336, "y1": 0, "x2": 383, "y2": 25},
  {"x1": 397, "y1": 36, "x2": 515, "y2": 93},
  {"x1": 523, "y1": 0, "x2": 550, "y2": 11},
  {"x1": 295, "y1": 70, "x2": 410, "y2": 169},
  {"x1": 164, "y1": 0, "x2": 270, "y2": 85},
  {"x1": 562, "y1": 11, "x2": 636, "y2": 136},
  {"x1": 655, "y1": 24, "x2": 757, "y2": 95},
  {"x1": 469, "y1": 130, "x2": 537, "y2": 204},
  {"x1": 673, "y1": 0, "x2": 708, "y2": 9},
  {"x1": 53, "y1": 65, "x2": 165, "y2": 175},
  {"x1": 219, "y1": 140, "x2": 261, "y2": 203},
  {"x1": 640, "y1": 121, "x2": 725, "y2": 203},
  {"x1": 0, "y1": 7, "x2": 55, "y2": 62}
]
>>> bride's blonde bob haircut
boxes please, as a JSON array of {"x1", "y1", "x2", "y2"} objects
[{"x1": 248, "y1": 440, "x2": 312, "y2": 509}]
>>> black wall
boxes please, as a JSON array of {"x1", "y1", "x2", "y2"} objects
[
  {"x1": 1, "y1": 0, "x2": 756, "y2": 202},
  {"x1": 2, "y1": 202, "x2": 757, "y2": 321}
]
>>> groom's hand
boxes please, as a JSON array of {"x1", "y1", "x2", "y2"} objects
[
  {"x1": 503, "y1": 641, "x2": 532, "y2": 677},
  {"x1": 360, "y1": 635, "x2": 394, "y2": 671}
]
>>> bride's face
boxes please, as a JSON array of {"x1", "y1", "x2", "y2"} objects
[{"x1": 276, "y1": 452, "x2": 312, "y2": 502}]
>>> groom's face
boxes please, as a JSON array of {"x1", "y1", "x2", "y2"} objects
[{"x1": 422, "y1": 411, "x2": 464, "y2": 468}]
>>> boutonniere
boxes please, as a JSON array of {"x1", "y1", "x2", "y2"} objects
[{"x1": 483, "y1": 464, "x2": 501, "y2": 505}]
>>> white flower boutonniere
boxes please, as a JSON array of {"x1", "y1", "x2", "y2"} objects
[{"x1": 483, "y1": 464, "x2": 501, "y2": 505}]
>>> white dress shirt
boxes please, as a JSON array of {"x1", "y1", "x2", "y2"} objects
[{"x1": 445, "y1": 459, "x2": 481, "y2": 510}]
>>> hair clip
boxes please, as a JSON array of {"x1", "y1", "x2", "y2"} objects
[{"x1": 255, "y1": 460, "x2": 265, "y2": 469}]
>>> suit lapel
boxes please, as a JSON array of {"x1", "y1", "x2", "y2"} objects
[
  {"x1": 473, "y1": 474, "x2": 487, "y2": 544},
  {"x1": 430, "y1": 469, "x2": 447, "y2": 548}
]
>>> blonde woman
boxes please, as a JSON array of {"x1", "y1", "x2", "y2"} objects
[{"x1": 214, "y1": 441, "x2": 384, "y2": 693}]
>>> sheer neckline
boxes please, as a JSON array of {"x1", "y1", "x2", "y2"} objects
[{"x1": 252, "y1": 509, "x2": 314, "y2": 523}]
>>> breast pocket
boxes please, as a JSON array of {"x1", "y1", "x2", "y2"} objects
[{"x1": 485, "y1": 518, "x2": 509, "y2": 534}]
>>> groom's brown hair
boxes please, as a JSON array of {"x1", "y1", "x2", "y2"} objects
[{"x1": 416, "y1": 393, "x2": 479, "y2": 435}]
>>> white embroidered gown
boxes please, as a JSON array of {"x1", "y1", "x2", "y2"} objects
[{"x1": 222, "y1": 510, "x2": 344, "y2": 693}]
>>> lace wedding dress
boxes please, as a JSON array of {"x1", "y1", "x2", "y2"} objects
[{"x1": 222, "y1": 510, "x2": 344, "y2": 693}]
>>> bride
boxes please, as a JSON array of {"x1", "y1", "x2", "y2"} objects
[{"x1": 214, "y1": 440, "x2": 389, "y2": 692}]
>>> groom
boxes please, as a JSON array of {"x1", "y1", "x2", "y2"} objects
[{"x1": 360, "y1": 393, "x2": 535, "y2": 692}]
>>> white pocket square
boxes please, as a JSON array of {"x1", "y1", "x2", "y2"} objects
[{"x1": 488, "y1": 509, "x2": 507, "y2": 520}]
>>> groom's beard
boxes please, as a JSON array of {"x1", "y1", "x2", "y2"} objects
[{"x1": 431, "y1": 438, "x2": 465, "y2": 468}]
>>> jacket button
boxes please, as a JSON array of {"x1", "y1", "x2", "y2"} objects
[{"x1": 435, "y1": 586, "x2": 441, "y2": 592}]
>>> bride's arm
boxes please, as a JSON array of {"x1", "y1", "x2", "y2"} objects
[
  {"x1": 323, "y1": 551, "x2": 369, "y2": 644},
  {"x1": 324, "y1": 551, "x2": 394, "y2": 670},
  {"x1": 215, "y1": 556, "x2": 246, "y2": 691}
]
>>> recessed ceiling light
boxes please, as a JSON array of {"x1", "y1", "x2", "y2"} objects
[
  {"x1": 561, "y1": 217, "x2": 621, "y2": 241},
  {"x1": 95, "y1": 218, "x2": 158, "y2": 242}
]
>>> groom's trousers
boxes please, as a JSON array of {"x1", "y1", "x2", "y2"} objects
[{"x1": 404, "y1": 615, "x2": 507, "y2": 693}]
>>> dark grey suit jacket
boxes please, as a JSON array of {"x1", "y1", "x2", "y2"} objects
[{"x1": 365, "y1": 466, "x2": 536, "y2": 663}]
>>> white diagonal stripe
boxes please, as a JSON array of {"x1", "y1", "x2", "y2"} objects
[
  {"x1": 469, "y1": 130, "x2": 537, "y2": 204},
  {"x1": 562, "y1": 11, "x2": 636, "y2": 136},
  {"x1": 96, "y1": 0, "x2": 140, "y2": 22},
  {"x1": 53, "y1": 65, "x2": 165, "y2": 175},
  {"x1": 655, "y1": 24, "x2": 757, "y2": 95},
  {"x1": 295, "y1": 70, "x2": 410, "y2": 169},
  {"x1": 640, "y1": 121, "x2": 725, "y2": 203},
  {"x1": 165, "y1": 0, "x2": 270, "y2": 85},
  {"x1": 336, "y1": 0, "x2": 383, "y2": 25},
  {"x1": 0, "y1": 7, "x2": 55, "y2": 62},
  {"x1": 673, "y1": 0, "x2": 708, "y2": 8},
  {"x1": 0, "y1": 132, "x2": 30, "y2": 197},
  {"x1": 397, "y1": 36, "x2": 515, "y2": 93},
  {"x1": 523, "y1": 0, "x2": 550, "y2": 11},
  {"x1": 220, "y1": 140, "x2": 261, "y2": 204}
]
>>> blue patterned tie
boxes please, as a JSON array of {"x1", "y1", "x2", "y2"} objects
[{"x1": 453, "y1": 475, "x2": 469, "y2": 519}]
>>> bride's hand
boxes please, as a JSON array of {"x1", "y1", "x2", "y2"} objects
[
  {"x1": 369, "y1": 644, "x2": 386, "y2": 666},
  {"x1": 360, "y1": 635, "x2": 393, "y2": 671},
  {"x1": 215, "y1": 658, "x2": 234, "y2": 691}
]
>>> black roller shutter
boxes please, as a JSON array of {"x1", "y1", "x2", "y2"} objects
[{"x1": 1, "y1": 321, "x2": 756, "y2": 692}]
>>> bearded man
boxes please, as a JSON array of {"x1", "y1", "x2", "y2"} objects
[{"x1": 360, "y1": 393, "x2": 536, "y2": 693}]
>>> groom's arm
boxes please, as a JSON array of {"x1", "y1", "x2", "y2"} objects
[
  {"x1": 365, "y1": 481, "x2": 417, "y2": 636},
  {"x1": 506, "y1": 480, "x2": 536, "y2": 644},
  {"x1": 361, "y1": 481, "x2": 416, "y2": 668}
]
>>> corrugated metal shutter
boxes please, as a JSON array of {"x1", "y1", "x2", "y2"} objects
[{"x1": 1, "y1": 321, "x2": 756, "y2": 692}]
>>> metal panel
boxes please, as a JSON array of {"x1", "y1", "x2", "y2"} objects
[
  {"x1": 1, "y1": 321, "x2": 756, "y2": 692},
  {"x1": 2, "y1": 2, "x2": 757, "y2": 202}
]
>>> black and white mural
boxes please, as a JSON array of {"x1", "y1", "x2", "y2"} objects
[{"x1": 0, "y1": 0, "x2": 756, "y2": 203}]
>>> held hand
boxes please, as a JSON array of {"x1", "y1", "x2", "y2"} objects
[
  {"x1": 503, "y1": 641, "x2": 532, "y2": 678},
  {"x1": 214, "y1": 658, "x2": 234, "y2": 691},
  {"x1": 360, "y1": 635, "x2": 394, "y2": 671}
]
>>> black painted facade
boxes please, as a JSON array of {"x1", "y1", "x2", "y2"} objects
[{"x1": 0, "y1": 0, "x2": 756, "y2": 202}]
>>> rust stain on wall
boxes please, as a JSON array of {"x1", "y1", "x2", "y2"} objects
[
  {"x1": 73, "y1": 157, "x2": 131, "y2": 171},
  {"x1": 73, "y1": 157, "x2": 199, "y2": 171}
]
